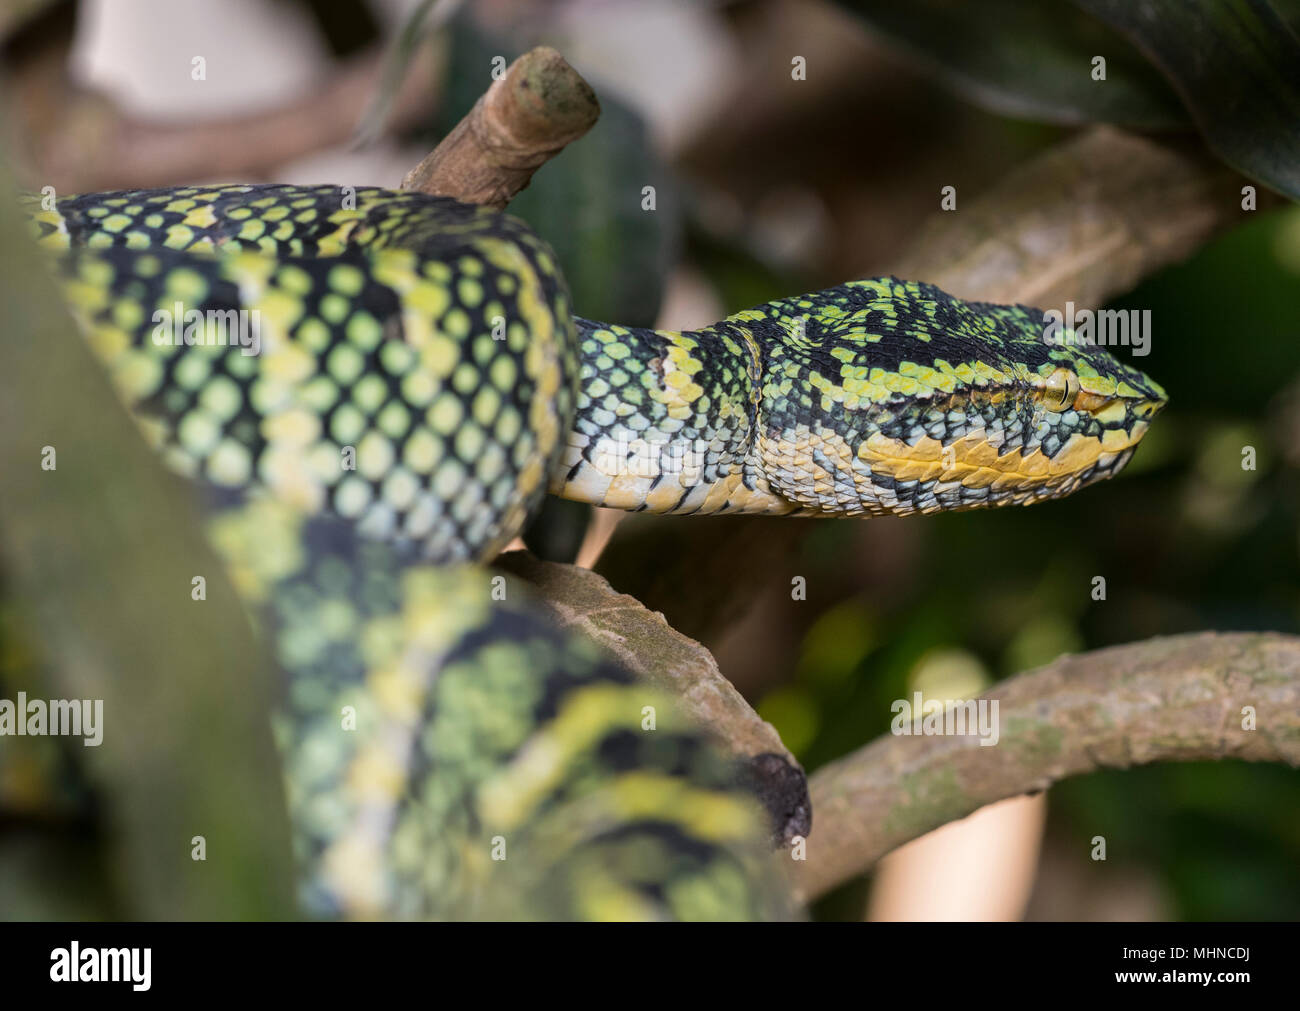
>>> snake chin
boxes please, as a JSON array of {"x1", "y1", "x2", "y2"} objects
[{"x1": 755, "y1": 372, "x2": 1166, "y2": 518}]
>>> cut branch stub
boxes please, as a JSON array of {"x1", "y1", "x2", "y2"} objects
[{"x1": 401, "y1": 45, "x2": 600, "y2": 209}]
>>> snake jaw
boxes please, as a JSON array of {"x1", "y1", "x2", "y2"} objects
[
  {"x1": 760, "y1": 366, "x2": 1165, "y2": 517},
  {"x1": 743, "y1": 280, "x2": 1169, "y2": 518}
]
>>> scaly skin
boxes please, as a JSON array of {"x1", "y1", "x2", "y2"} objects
[
  {"x1": 208, "y1": 494, "x2": 783, "y2": 920},
  {"x1": 12, "y1": 183, "x2": 1166, "y2": 920},
  {"x1": 562, "y1": 286, "x2": 1165, "y2": 515},
  {"x1": 27, "y1": 184, "x2": 575, "y2": 564}
]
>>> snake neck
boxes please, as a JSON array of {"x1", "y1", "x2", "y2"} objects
[{"x1": 551, "y1": 317, "x2": 796, "y2": 515}]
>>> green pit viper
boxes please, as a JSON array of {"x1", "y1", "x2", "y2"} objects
[{"x1": 7, "y1": 183, "x2": 1166, "y2": 920}]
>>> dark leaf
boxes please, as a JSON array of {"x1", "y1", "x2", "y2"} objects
[
  {"x1": 433, "y1": 15, "x2": 678, "y2": 328},
  {"x1": 837, "y1": 0, "x2": 1187, "y2": 128},
  {"x1": 1074, "y1": 0, "x2": 1300, "y2": 200}
]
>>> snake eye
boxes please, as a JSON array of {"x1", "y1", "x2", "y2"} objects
[{"x1": 1042, "y1": 367, "x2": 1080, "y2": 412}]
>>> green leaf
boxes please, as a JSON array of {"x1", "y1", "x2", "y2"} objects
[
  {"x1": 509, "y1": 100, "x2": 678, "y2": 328},
  {"x1": 1074, "y1": 0, "x2": 1300, "y2": 200},
  {"x1": 837, "y1": 0, "x2": 1187, "y2": 128}
]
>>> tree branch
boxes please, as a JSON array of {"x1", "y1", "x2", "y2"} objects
[
  {"x1": 401, "y1": 45, "x2": 599, "y2": 207},
  {"x1": 494, "y1": 551, "x2": 811, "y2": 845},
  {"x1": 791, "y1": 631, "x2": 1300, "y2": 903},
  {"x1": 891, "y1": 124, "x2": 1263, "y2": 307}
]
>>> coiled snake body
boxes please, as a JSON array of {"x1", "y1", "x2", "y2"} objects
[{"x1": 16, "y1": 183, "x2": 1165, "y2": 919}]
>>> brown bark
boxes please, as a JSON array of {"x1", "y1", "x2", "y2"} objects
[
  {"x1": 400, "y1": 46, "x2": 600, "y2": 208},
  {"x1": 494, "y1": 552, "x2": 810, "y2": 845},
  {"x1": 791, "y1": 632, "x2": 1300, "y2": 902},
  {"x1": 891, "y1": 125, "x2": 1261, "y2": 308}
]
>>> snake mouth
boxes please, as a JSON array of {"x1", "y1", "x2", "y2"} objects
[
  {"x1": 845, "y1": 383, "x2": 1166, "y2": 511},
  {"x1": 863, "y1": 426, "x2": 1136, "y2": 483},
  {"x1": 750, "y1": 378, "x2": 1167, "y2": 518}
]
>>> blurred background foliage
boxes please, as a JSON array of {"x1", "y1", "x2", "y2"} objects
[{"x1": 2, "y1": 0, "x2": 1297, "y2": 920}]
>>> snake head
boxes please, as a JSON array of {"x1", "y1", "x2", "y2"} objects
[{"x1": 752, "y1": 279, "x2": 1168, "y2": 516}]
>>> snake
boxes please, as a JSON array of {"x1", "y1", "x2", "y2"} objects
[{"x1": 9, "y1": 182, "x2": 1166, "y2": 920}]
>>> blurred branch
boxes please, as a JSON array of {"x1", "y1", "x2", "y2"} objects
[
  {"x1": 892, "y1": 124, "x2": 1265, "y2": 308},
  {"x1": 0, "y1": 158, "x2": 297, "y2": 918},
  {"x1": 494, "y1": 551, "x2": 810, "y2": 845},
  {"x1": 7, "y1": 41, "x2": 446, "y2": 192},
  {"x1": 401, "y1": 45, "x2": 599, "y2": 208},
  {"x1": 793, "y1": 631, "x2": 1300, "y2": 903}
]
